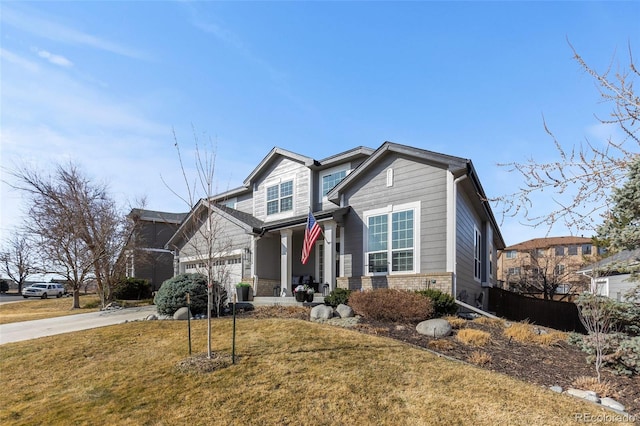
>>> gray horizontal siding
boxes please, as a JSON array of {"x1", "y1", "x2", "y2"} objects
[
  {"x1": 455, "y1": 189, "x2": 482, "y2": 302},
  {"x1": 253, "y1": 157, "x2": 310, "y2": 221},
  {"x1": 341, "y1": 154, "x2": 448, "y2": 277}
]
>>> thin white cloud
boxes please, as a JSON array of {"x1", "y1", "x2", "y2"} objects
[
  {"x1": 1, "y1": 4, "x2": 148, "y2": 60},
  {"x1": 34, "y1": 48, "x2": 73, "y2": 68},
  {"x1": 0, "y1": 48, "x2": 39, "y2": 73}
]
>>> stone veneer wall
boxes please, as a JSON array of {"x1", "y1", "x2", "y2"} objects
[
  {"x1": 336, "y1": 273, "x2": 453, "y2": 295},
  {"x1": 254, "y1": 278, "x2": 282, "y2": 297}
]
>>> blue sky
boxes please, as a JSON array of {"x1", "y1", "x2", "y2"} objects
[{"x1": 1, "y1": 1, "x2": 638, "y2": 247}]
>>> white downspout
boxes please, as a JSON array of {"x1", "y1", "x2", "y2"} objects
[{"x1": 448, "y1": 173, "x2": 468, "y2": 300}]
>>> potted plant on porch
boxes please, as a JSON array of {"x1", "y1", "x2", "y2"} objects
[
  {"x1": 235, "y1": 282, "x2": 251, "y2": 302},
  {"x1": 305, "y1": 285, "x2": 315, "y2": 302},
  {"x1": 294, "y1": 285, "x2": 306, "y2": 302}
]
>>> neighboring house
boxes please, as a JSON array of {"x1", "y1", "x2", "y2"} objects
[
  {"x1": 126, "y1": 209, "x2": 188, "y2": 291},
  {"x1": 165, "y1": 142, "x2": 505, "y2": 310},
  {"x1": 577, "y1": 248, "x2": 640, "y2": 302},
  {"x1": 497, "y1": 236, "x2": 596, "y2": 298}
]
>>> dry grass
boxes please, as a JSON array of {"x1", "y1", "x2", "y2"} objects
[
  {"x1": 428, "y1": 339, "x2": 455, "y2": 351},
  {"x1": 0, "y1": 318, "x2": 624, "y2": 425},
  {"x1": 467, "y1": 351, "x2": 492, "y2": 366},
  {"x1": 443, "y1": 316, "x2": 467, "y2": 329},
  {"x1": 504, "y1": 322, "x2": 568, "y2": 346},
  {"x1": 456, "y1": 328, "x2": 491, "y2": 347},
  {"x1": 473, "y1": 317, "x2": 506, "y2": 328},
  {"x1": 572, "y1": 376, "x2": 615, "y2": 398},
  {"x1": 0, "y1": 295, "x2": 101, "y2": 324}
]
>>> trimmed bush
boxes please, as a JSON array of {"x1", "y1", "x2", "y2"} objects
[
  {"x1": 155, "y1": 273, "x2": 227, "y2": 316},
  {"x1": 112, "y1": 278, "x2": 152, "y2": 300},
  {"x1": 415, "y1": 289, "x2": 457, "y2": 317},
  {"x1": 0, "y1": 279, "x2": 9, "y2": 293},
  {"x1": 324, "y1": 288, "x2": 351, "y2": 307},
  {"x1": 348, "y1": 289, "x2": 434, "y2": 322}
]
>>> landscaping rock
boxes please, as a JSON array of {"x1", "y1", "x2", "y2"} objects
[
  {"x1": 310, "y1": 305, "x2": 334, "y2": 321},
  {"x1": 173, "y1": 307, "x2": 191, "y2": 320},
  {"x1": 146, "y1": 314, "x2": 158, "y2": 321},
  {"x1": 566, "y1": 388, "x2": 601, "y2": 404},
  {"x1": 549, "y1": 386, "x2": 563, "y2": 393},
  {"x1": 416, "y1": 318, "x2": 452, "y2": 338},
  {"x1": 336, "y1": 304, "x2": 354, "y2": 318},
  {"x1": 600, "y1": 397, "x2": 626, "y2": 412}
]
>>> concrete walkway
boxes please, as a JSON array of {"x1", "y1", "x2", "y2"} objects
[{"x1": 0, "y1": 305, "x2": 158, "y2": 345}]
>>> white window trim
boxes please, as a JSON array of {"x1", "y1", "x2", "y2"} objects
[
  {"x1": 265, "y1": 176, "x2": 295, "y2": 218},
  {"x1": 363, "y1": 201, "x2": 421, "y2": 276},
  {"x1": 474, "y1": 225, "x2": 482, "y2": 282},
  {"x1": 319, "y1": 165, "x2": 350, "y2": 202}
]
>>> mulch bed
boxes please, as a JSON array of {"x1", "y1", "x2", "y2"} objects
[{"x1": 240, "y1": 306, "x2": 640, "y2": 416}]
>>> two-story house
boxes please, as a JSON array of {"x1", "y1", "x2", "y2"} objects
[
  {"x1": 126, "y1": 209, "x2": 188, "y2": 291},
  {"x1": 497, "y1": 236, "x2": 596, "y2": 298},
  {"x1": 165, "y1": 141, "x2": 505, "y2": 310}
]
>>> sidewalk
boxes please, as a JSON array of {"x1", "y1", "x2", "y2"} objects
[{"x1": 0, "y1": 305, "x2": 158, "y2": 345}]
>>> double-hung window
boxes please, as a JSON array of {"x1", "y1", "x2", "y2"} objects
[
  {"x1": 322, "y1": 170, "x2": 347, "y2": 196},
  {"x1": 266, "y1": 180, "x2": 293, "y2": 215},
  {"x1": 365, "y1": 202, "x2": 419, "y2": 275}
]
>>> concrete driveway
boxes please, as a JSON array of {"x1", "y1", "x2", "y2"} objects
[{"x1": 0, "y1": 305, "x2": 159, "y2": 345}]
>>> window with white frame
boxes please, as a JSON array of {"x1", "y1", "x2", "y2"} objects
[
  {"x1": 364, "y1": 202, "x2": 418, "y2": 275},
  {"x1": 505, "y1": 250, "x2": 517, "y2": 259},
  {"x1": 507, "y1": 267, "x2": 521, "y2": 275},
  {"x1": 321, "y1": 170, "x2": 347, "y2": 196},
  {"x1": 125, "y1": 251, "x2": 135, "y2": 277},
  {"x1": 474, "y1": 226, "x2": 482, "y2": 281},
  {"x1": 266, "y1": 180, "x2": 293, "y2": 215}
]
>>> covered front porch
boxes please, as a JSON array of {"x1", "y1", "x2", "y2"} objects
[{"x1": 250, "y1": 207, "x2": 348, "y2": 299}]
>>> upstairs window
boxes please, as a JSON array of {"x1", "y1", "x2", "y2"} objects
[
  {"x1": 266, "y1": 180, "x2": 293, "y2": 215},
  {"x1": 582, "y1": 244, "x2": 592, "y2": 255},
  {"x1": 568, "y1": 245, "x2": 578, "y2": 256},
  {"x1": 505, "y1": 250, "x2": 517, "y2": 259},
  {"x1": 555, "y1": 246, "x2": 565, "y2": 256},
  {"x1": 322, "y1": 170, "x2": 347, "y2": 196}
]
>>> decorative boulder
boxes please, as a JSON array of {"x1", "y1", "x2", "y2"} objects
[
  {"x1": 416, "y1": 318, "x2": 452, "y2": 338},
  {"x1": 310, "y1": 305, "x2": 334, "y2": 321},
  {"x1": 336, "y1": 304, "x2": 354, "y2": 318},
  {"x1": 146, "y1": 314, "x2": 158, "y2": 321},
  {"x1": 173, "y1": 307, "x2": 191, "y2": 320}
]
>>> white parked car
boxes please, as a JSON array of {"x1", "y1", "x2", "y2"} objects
[{"x1": 22, "y1": 283, "x2": 66, "y2": 299}]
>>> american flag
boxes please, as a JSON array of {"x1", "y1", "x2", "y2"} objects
[{"x1": 301, "y1": 211, "x2": 321, "y2": 264}]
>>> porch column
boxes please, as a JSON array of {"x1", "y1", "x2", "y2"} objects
[
  {"x1": 250, "y1": 236, "x2": 257, "y2": 279},
  {"x1": 323, "y1": 221, "x2": 336, "y2": 291},
  {"x1": 280, "y1": 229, "x2": 293, "y2": 295}
]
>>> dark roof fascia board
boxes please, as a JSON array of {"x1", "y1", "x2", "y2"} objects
[
  {"x1": 465, "y1": 161, "x2": 506, "y2": 249},
  {"x1": 243, "y1": 147, "x2": 317, "y2": 186},
  {"x1": 318, "y1": 146, "x2": 375, "y2": 168},
  {"x1": 327, "y1": 141, "x2": 469, "y2": 203},
  {"x1": 128, "y1": 208, "x2": 188, "y2": 224},
  {"x1": 210, "y1": 203, "x2": 263, "y2": 233},
  {"x1": 262, "y1": 207, "x2": 350, "y2": 232},
  {"x1": 165, "y1": 199, "x2": 208, "y2": 249}
]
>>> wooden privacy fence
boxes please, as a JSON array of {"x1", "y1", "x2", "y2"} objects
[{"x1": 488, "y1": 287, "x2": 586, "y2": 333}]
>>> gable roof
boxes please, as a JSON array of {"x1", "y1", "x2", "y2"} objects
[
  {"x1": 504, "y1": 236, "x2": 593, "y2": 251},
  {"x1": 128, "y1": 208, "x2": 188, "y2": 224},
  {"x1": 243, "y1": 147, "x2": 317, "y2": 187},
  {"x1": 325, "y1": 141, "x2": 505, "y2": 249},
  {"x1": 326, "y1": 141, "x2": 469, "y2": 204}
]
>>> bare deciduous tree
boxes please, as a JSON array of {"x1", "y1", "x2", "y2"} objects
[
  {"x1": 9, "y1": 163, "x2": 133, "y2": 308},
  {"x1": 493, "y1": 43, "x2": 639, "y2": 233},
  {"x1": 164, "y1": 128, "x2": 233, "y2": 359},
  {"x1": 0, "y1": 231, "x2": 38, "y2": 293},
  {"x1": 505, "y1": 249, "x2": 590, "y2": 300}
]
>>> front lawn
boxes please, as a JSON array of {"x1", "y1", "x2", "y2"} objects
[
  {"x1": 0, "y1": 295, "x2": 101, "y2": 324},
  {"x1": 0, "y1": 317, "x2": 631, "y2": 425}
]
